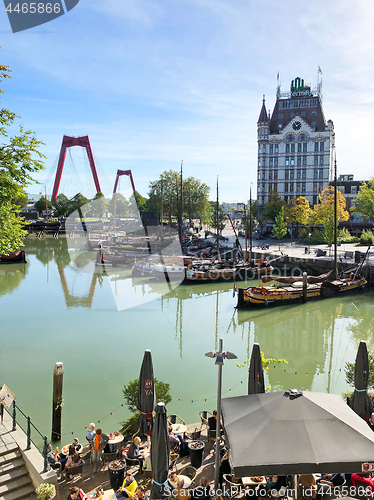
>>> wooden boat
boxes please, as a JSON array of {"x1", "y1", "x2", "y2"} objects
[
  {"x1": 0, "y1": 251, "x2": 27, "y2": 264},
  {"x1": 237, "y1": 273, "x2": 367, "y2": 308},
  {"x1": 150, "y1": 264, "x2": 186, "y2": 281},
  {"x1": 186, "y1": 266, "x2": 235, "y2": 282}
]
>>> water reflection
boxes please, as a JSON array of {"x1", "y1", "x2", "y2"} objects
[{"x1": 0, "y1": 264, "x2": 28, "y2": 296}]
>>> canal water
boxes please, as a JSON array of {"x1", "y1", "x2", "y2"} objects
[{"x1": 0, "y1": 237, "x2": 373, "y2": 447}]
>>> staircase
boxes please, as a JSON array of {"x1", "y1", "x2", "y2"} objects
[{"x1": 0, "y1": 443, "x2": 36, "y2": 500}]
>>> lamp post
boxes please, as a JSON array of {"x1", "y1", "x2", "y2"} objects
[{"x1": 205, "y1": 338, "x2": 237, "y2": 493}]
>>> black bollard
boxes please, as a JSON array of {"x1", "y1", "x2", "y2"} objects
[{"x1": 51, "y1": 362, "x2": 64, "y2": 442}]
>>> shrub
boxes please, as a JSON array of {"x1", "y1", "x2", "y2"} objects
[
  {"x1": 299, "y1": 228, "x2": 324, "y2": 244},
  {"x1": 36, "y1": 483, "x2": 56, "y2": 500},
  {"x1": 337, "y1": 228, "x2": 355, "y2": 243},
  {"x1": 360, "y1": 229, "x2": 374, "y2": 245}
]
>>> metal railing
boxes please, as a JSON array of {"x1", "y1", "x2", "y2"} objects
[{"x1": 1, "y1": 401, "x2": 49, "y2": 473}]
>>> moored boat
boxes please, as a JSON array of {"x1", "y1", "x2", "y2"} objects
[{"x1": 0, "y1": 251, "x2": 27, "y2": 264}]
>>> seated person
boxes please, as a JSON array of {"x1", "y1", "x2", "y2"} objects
[
  {"x1": 175, "y1": 478, "x2": 191, "y2": 500},
  {"x1": 207, "y1": 410, "x2": 218, "y2": 431},
  {"x1": 65, "y1": 445, "x2": 82, "y2": 471},
  {"x1": 116, "y1": 472, "x2": 138, "y2": 499},
  {"x1": 133, "y1": 486, "x2": 148, "y2": 500},
  {"x1": 47, "y1": 444, "x2": 67, "y2": 470},
  {"x1": 86, "y1": 423, "x2": 95, "y2": 442},
  {"x1": 317, "y1": 473, "x2": 345, "y2": 493},
  {"x1": 191, "y1": 477, "x2": 211, "y2": 500},
  {"x1": 128, "y1": 437, "x2": 146, "y2": 472},
  {"x1": 72, "y1": 437, "x2": 83, "y2": 453},
  {"x1": 168, "y1": 426, "x2": 189, "y2": 456},
  {"x1": 68, "y1": 486, "x2": 90, "y2": 500},
  {"x1": 298, "y1": 474, "x2": 317, "y2": 499},
  {"x1": 219, "y1": 450, "x2": 231, "y2": 489},
  {"x1": 267, "y1": 475, "x2": 279, "y2": 490}
]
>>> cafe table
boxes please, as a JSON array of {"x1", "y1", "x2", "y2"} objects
[
  {"x1": 241, "y1": 477, "x2": 267, "y2": 487},
  {"x1": 169, "y1": 475, "x2": 192, "y2": 489},
  {"x1": 171, "y1": 423, "x2": 187, "y2": 435},
  {"x1": 102, "y1": 488, "x2": 116, "y2": 500},
  {"x1": 108, "y1": 434, "x2": 124, "y2": 453}
]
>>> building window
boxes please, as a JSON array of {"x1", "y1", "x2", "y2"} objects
[
  {"x1": 285, "y1": 170, "x2": 289, "y2": 180},
  {"x1": 290, "y1": 113, "x2": 295, "y2": 118},
  {"x1": 302, "y1": 170, "x2": 306, "y2": 179},
  {"x1": 313, "y1": 183, "x2": 317, "y2": 192},
  {"x1": 258, "y1": 171, "x2": 261, "y2": 179},
  {"x1": 311, "y1": 111, "x2": 317, "y2": 116},
  {"x1": 275, "y1": 145, "x2": 279, "y2": 153},
  {"x1": 302, "y1": 183, "x2": 306, "y2": 192},
  {"x1": 311, "y1": 121, "x2": 316, "y2": 128},
  {"x1": 320, "y1": 142, "x2": 324, "y2": 151},
  {"x1": 303, "y1": 143, "x2": 307, "y2": 153},
  {"x1": 297, "y1": 156, "x2": 301, "y2": 166},
  {"x1": 263, "y1": 158, "x2": 265, "y2": 166},
  {"x1": 351, "y1": 186, "x2": 357, "y2": 194},
  {"x1": 274, "y1": 171, "x2": 278, "y2": 180},
  {"x1": 286, "y1": 144, "x2": 290, "y2": 153},
  {"x1": 269, "y1": 158, "x2": 273, "y2": 167},
  {"x1": 313, "y1": 195, "x2": 318, "y2": 205},
  {"x1": 302, "y1": 156, "x2": 307, "y2": 165},
  {"x1": 290, "y1": 183, "x2": 294, "y2": 192},
  {"x1": 301, "y1": 112, "x2": 306, "y2": 117},
  {"x1": 291, "y1": 157, "x2": 295, "y2": 166},
  {"x1": 297, "y1": 143, "x2": 302, "y2": 153},
  {"x1": 262, "y1": 172, "x2": 265, "y2": 180},
  {"x1": 314, "y1": 142, "x2": 319, "y2": 152},
  {"x1": 319, "y1": 169, "x2": 323, "y2": 179},
  {"x1": 290, "y1": 170, "x2": 294, "y2": 179},
  {"x1": 285, "y1": 183, "x2": 288, "y2": 192},
  {"x1": 319, "y1": 156, "x2": 324, "y2": 166},
  {"x1": 274, "y1": 158, "x2": 278, "y2": 167},
  {"x1": 287, "y1": 134, "x2": 295, "y2": 141},
  {"x1": 278, "y1": 113, "x2": 283, "y2": 119},
  {"x1": 314, "y1": 169, "x2": 318, "y2": 179},
  {"x1": 270, "y1": 144, "x2": 273, "y2": 154},
  {"x1": 262, "y1": 184, "x2": 265, "y2": 191},
  {"x1": 319, "y1": 183, "x2": 323, "y2": 192},
  {"x1": 273, "y1": 184, "x2": 277, "y2": 192},
  {"x1": 297, "y1": 169, "x2": 301, "y2": 179},
  {"x1": 338, "y1": 186, "x2": 345, "y2": 194},
  {"x1": 261, "y1": 196, "x2": 265, "y2": 204},
  {"x1": 263, "y1": 145, "x2": 266, "y2": 153},
  {"x1": 291, "y1": 144, "x2": 295, "y2": 153},
  {"x1": 285, "y1": 157, "x2": 289, "y2": 166},
  {"x1": 284, "y1": 196, "x2": 289, "y2": 202},
  {"x1": 300, "y1": 134, "x2": 307, "y2": 141},
  {"x1": 314, "y1": 156, "x2": 318, "y2": 165},
  {"x1": 296, "y1": 183, "x2": 301, "y2": 192},
  {"x1": 269, "y1": 171, "x2": 273, "y2": 180}
]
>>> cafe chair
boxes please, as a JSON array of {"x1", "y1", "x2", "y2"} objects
[
  {"x1": 223, "y1": 474, "x2": 242, "y2": 498},
  {"x1": 169, "y1": 452, "x2": 179, "y2": 473},
  {"x1": 65, "y1": 460, "x2": 84, "y2": 481},
  {"x1": 102, "y1": 451, "x2": 118, "y2": 467},
  {"x1": 124, "y1": 451, "x2": 142, "y2": 475},
  {"x1": 199, "y1": 410, "x2": 212, "y2": 430},
  {"x1": 167, "y1": 414, "x2": 185, "y2": 426},
  {"x1": 48, "y1": 459, "x2": 62, "y2": 475},
  {"x1": 179, "y1": 465, "x2": 197, "y2": 483},
  {"x1": 185, "y1": 428, "x2": 201, "y2": 441}
]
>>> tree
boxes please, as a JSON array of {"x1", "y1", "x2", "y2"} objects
[
  {"x1": 272, "y1": 206, "x2": 288, "y2": 250},
  {"x1": 345, "y1": 354, "x2": 374, "y2": 390},
  {"x1": 351, "y1": 179, "x2": 374, "y2": 223},
  {"x1": 53, "y1": 193, "x2": 69, "y2": 218},
  {"x1": 310, "y1": 186, "x2": 349, "y2": 224},
  {"x1": 0, "y1": 63, "x2": 45, "y2": 254},
  {"x1": 14, "y1": 191, "x2": 28, "y2": 210},
  {"x1": 261, "y1": 191, "x2": 286, "y2": 223},
  {"x1": 245, "y1": 201, "x2": 258, "y2": 236},
  {"x1": 285, "y1": 196, "x2": 311, "y2": 236},
  {"x1": 182, "y1": 176, "x2": 210, "y2": 222},
  {"x1": 109, "y1": 192, "x2": 129, "y2": 218},
  {"x1": 129, "y1": 191, "x2": 147, "y2": 214},
  {"x1": 34, "y1": 195, "x2": 52, "y2": 215},
  {"x1": 322, "y1": 208, "x2": 336, "y2": 245},
  {"x1": 91, "y1": 191, "x2": 109, "y2": 217},
  {"x1": 68, "y1": 193, "x2": 89, "y2": 216}
]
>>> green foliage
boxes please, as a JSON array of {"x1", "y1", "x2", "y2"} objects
[
  {"x1": 245, "y1": 201, "x2": 257, "y2": 235},
  {"x1": 345, "y1": 354, "x2": 374, "y2": 390},
  {"x1": 360, "y1": 229, "x2": 374, "y2": 245},
  {"x1": 109, "y1": 192, "x2": 129, "y2": 217},
  {"x1": 272, "y1": 206, "x2": 287, "y2": 249},
  {"x1": 123, "y1": 377, "x2": 172, "y2": 414},
  {"x1": 351, "y1": 179, "x2": 374, "y2": 223},
  {"x1": 36, "y1": 483, "x2": 56, "y2": 500},
  {"x1": 34, "y1": 195, "x2": 52, "y2": 215},
  {"x1": 322, "y1": 209, "x2": 336, "y2": 245},
  {"x1": 14, "y1": 191, "x2": 28, "y2": 209},
  {"x1": 261, "y1": 191, "x2": 286, "y2": 223},
  {"x1": 183, "y1": 176, "x2": 210, "y2": 222},
  {"x1": 120, "y1": 412, "x2": 142, "y2": 435},
  {"x1": 68, "y1": 193, "x2": 89, "y2": 216},
  {"x1": 91, "y1": 191, "x2": 109, "y2": 217},
  {"x1": 299, "y1": 228, "x2": 324, "y2": 244},
  {"x1": 235, "y1": 351, "x2": 288, "y2": 370},
  {"x1": 0, "y1": 62, "x2": 45, "y2": 254},
  {"x1": 53, "y1": 193, "x2": 69, "y2": 217},
  {"x1": 129, "y1": 191, "x2": 147, "y2": 214},
  {"x1": 337, "y1": 227, "x2": 355, "y2": 243}
]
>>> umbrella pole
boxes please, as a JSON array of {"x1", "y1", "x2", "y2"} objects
[{"x1": 215, "y1": 339, "x2": 223, "y2": 493}]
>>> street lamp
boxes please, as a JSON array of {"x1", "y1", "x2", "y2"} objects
[{"x1": 205, "y1": 338, "x2": 237, "y2": 493}]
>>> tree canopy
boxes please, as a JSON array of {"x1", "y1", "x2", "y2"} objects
[
  {"x1": 109, "y1": 192, "x2": 129, "y2": 217},
  {"x1": 90, "y1": 191, "x2": 109, "y2": 217},
  {"x1": 272, "y1": 206, "x2": 288, "y2": 249},
  {"x1": 285, "y1": 196, "x2": 311, "y2": 227},
  {"x1": 34, "y1": 195, "x2": 52, "y2": 215},
  {"x1": 53, "y1": 193, "x2": 69, "y2": 217},
  {"x1": 310, "y1": 186, "x2": 349, "y2": 224},
  {"x1": 261, "y1": 191, "x2": 286, "y2": 223},
  {"x1": 351, "y1": 179, "x2": 374, "y2": 223},
  {"x1": 0, "y1": 62, "x2": 45, "y2": 254}
]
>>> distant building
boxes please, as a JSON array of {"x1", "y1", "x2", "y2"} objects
[{"x1": 257, "y1": 75, "x2": 335, "y2": 214}]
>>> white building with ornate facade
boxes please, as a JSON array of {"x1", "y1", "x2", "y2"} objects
[{"x1": 257, "y1": 76, "x2": 335, "y2": 213}]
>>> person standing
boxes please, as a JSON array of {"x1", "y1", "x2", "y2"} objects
[
  {"x1": 90, "y1": 428, "x2": 109, "y2": 472},
  {"x1": 86, "y1": 423, "x2": 95, "y2": 442}
]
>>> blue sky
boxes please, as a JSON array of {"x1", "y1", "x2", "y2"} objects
[{"x1": 1, "y1": 0, "x2": 374, "y2": 203}]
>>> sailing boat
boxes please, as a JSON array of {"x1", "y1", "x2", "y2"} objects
[{"x1": 236, "y1": 158, "x2": 368, "y2": 308}]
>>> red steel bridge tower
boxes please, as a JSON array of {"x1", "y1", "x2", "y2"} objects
[{"x1": 51, "y1": 135, "x2": 101, "y2": 202}]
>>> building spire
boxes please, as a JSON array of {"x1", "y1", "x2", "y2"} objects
[{"x1": 258, "y1": 96, "x2": 269, "y2": 123}]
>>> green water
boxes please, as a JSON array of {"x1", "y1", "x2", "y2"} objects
[{"x1": 0, "y1": 237, "x2": 373, "y2": 447}]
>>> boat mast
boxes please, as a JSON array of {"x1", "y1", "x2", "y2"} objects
[
  {"x1": 334, "y1": 155, "x2": 337, "y2": 278},
  {"x1": 244, "y1": 203, "x2": 248, "y2": 262},
  {"x1": 249, "y1": 184, "x2": 253, "y2": 262},
  {"x1": 45, "y1": 186, "x2": 48, "y2": 221},
  {"x1": 160, "y1": 178, "x2": 163, "y2": 240},
  {"x1": 216, "y1": 176, "x2": 220, "y2": 259},
  {"x1": 180, "y1": 160, "x2": 183, "y2": 240}
]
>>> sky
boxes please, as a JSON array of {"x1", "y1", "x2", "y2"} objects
[{"x1": 1, "y1": 0, "x2": 374, "y2": 203}]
